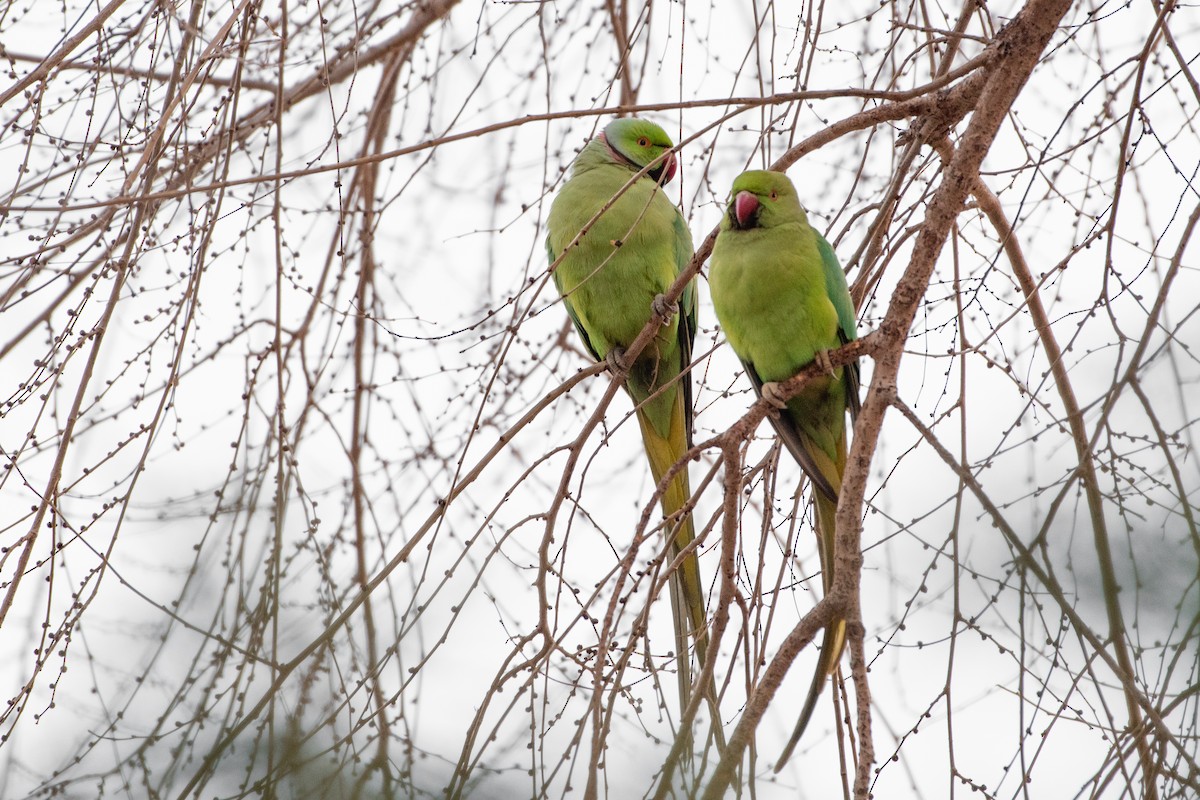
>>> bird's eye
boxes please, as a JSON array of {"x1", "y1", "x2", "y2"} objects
[
  {"x1": 769, "y1": 190, "x2": 779, "y2": 200},
  {"x1": 638, "y1": 137, "x2": 649, "y2": 147}
]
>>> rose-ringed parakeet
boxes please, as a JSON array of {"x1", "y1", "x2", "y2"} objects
[
  {"x1": 545, "y1": 119, "x2": 713, "y2": 726},
  {"x1": 708, "y1": 170, "x2": 861, "y2": 767}
]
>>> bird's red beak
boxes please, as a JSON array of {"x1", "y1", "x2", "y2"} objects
[
  {"x1": 733, "y1": 191, "x2": 759, "y2": 228},
  {"x1": 660, "y1": 151, "x2": 677, "y2": 185},
  {"x1": 648, "y1": 151, "x2": 676, "y2": 185}
]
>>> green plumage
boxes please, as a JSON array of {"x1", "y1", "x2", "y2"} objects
[
  {"x1": 546, "y1": 119, "x2": 712, "y2": 736},
  {"x1": 709, "y1": 170, "x2": 860, "y2": 767}
]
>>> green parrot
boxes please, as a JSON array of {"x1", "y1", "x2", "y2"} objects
[
  {"x1": 545, "y1": 119, "x2": 711, "y2": 723},
  {"x1": 708, "y1": 170, "x2": 861, "y2": 767}
]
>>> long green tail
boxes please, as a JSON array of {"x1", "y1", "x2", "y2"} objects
[
  {"x1": 634, "y1": 390, "x2": 722, "y2": 752},
  {"x1": 775, "y1": 488, "x2": 845, "y2": 769}
]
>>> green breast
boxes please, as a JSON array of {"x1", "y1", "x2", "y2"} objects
[{"x1": 710, "y1": 222, "x2": 839, "y2": 382}]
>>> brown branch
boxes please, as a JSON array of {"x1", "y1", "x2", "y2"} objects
[
  {"x1": 0, "y1": 47, "x2": 279, "y2": 92},
  {"x1": 0, "y1": 0, "x2": 127, "y2": 107},
  {"x1": 605, "y1": 0, "x2": 637, "y2": 109},
  {"x1": 4, "y1": 51, "x2": 993, "y2": 215}
]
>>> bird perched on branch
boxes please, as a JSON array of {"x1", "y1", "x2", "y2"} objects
[
  {"x1": 709, "y1": 169, "x2": 861, "y2": 767},
  {"x1": 545, "y1": 118, "x2": 714, "y2": 735}
]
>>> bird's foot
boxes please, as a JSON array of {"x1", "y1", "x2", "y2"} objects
[
  {"x1": 651, "y1": 293, "x2": 678, "y2": 324},
  {"x1": 814, "y1": 348, "x2": 836, "y2": 376},
  {"x1": 606, "y1": 346, "x2": 630, "y2": 374},
  {"x1": 761, "y1": 381, "x2": 790, "y2": 410}
]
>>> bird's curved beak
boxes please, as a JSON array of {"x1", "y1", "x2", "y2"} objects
[
  {"x1": 733, "y1": 191, "x2": 760, "y2": 229},
  {"x1": 649, "y1": 151, "x2": 677, "y2": 186}
]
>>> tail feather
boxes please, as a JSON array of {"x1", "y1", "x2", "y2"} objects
[
  {"x1": 775, "y1": 616, "x2": 845, "y2": 769},
  {"x1": 776, "y1": 470, "x2": 845, "y2": 769},
  {"x1": 634, "y1": 390, "x2": 723, "y2": 753}
]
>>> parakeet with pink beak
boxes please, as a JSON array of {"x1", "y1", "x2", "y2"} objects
[{"x1": 709, "y1": 169, "x2": 861, "y2": 767}]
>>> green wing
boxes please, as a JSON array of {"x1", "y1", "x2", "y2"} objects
[
  {"x1": 547, "y1": 234, "x2": 602, "y2": 363},
  {"x1": 673, "y1": 210, "x2": 697, "y2": 448},
  {"x1": 817, "y1": 232, "x2": 861, "y2": 420}
]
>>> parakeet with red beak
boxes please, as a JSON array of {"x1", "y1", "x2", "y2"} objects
[
  {"x1": 546, "y1": 119, "x2": 711, "y2": 726},
  {"x1": 709, "y1": 170, "x2": 861, "y2": 767}
]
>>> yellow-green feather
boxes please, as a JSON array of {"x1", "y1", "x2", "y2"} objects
[
  {"x1": 776, "y1": 429, "x2": 847, "y2": 768},
  {"x1": 635, "y1": 384, "x2": 707, "y2": 688}
]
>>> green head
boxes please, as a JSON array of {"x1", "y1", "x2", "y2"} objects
[
  {"x1": 724, "y1": 170, "x2": 808, "y2": 231},
  {"x1": 600, "y1": 118, "x2": 678, "y2": 184}
]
